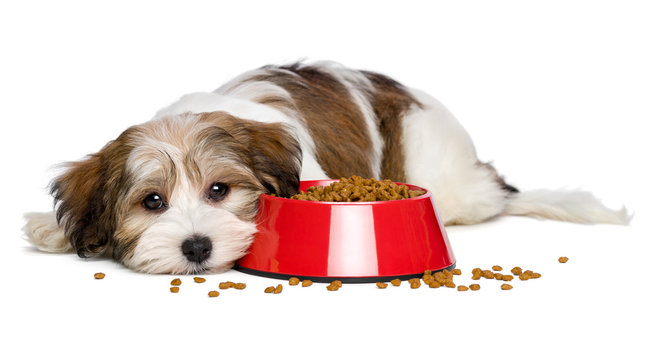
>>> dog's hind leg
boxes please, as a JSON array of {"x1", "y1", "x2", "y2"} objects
[{"x1": 400, "y1": 90, "x2": 516, "y2": 225}]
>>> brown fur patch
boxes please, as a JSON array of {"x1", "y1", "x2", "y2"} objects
[
  {"x1": 361, "y1": 71, "x2": 422, "y2": 182},
  {"x1": 246, "y1": 64, "x2": 374, "y2": 179},
  {"x1": 51, "y1": 127, "x2": 139, "y2": 258},
  {"x1": 198, "y1": 112, "x2": 302, "y2": 197}
]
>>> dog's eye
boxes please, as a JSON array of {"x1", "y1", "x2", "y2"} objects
[
  {"x1": 208, "y1": 183, "x2": 229, "y2": 201},
  {"x1": 143, "y1": 193, "x2": 165, "y2": 210}
]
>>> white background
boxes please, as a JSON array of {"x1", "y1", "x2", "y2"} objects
[{"x1": 1, "y1": 1, "x2": 646, "y2": 359}]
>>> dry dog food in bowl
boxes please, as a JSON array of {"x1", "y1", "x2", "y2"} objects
[{"x1": 290, "y1": 176, "x2": 425, "y2": 202}]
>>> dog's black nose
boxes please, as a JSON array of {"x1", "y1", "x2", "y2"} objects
[{"x1": 182, "y1": 236, "x2": 212, "y2": 263}]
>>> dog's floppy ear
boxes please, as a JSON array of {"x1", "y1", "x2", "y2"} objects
[
  {"x1": 51, "y1": 132, "x2": 135, "y2": 258},
  {"x1": 202, "y1": 113, "x2": 302, "y2": 197}
]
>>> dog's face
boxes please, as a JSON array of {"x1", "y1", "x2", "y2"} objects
[{"x1": 51, "y1": 112, "x2": 301, "y2": 274}]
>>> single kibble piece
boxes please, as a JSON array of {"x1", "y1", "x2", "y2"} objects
[
  {"x1": 482, "y1": 270, "x2": 495, "y2": 279},
  {"x1": 170, "y1": 278, "x2": 181, "y2": 286},
  {"x1": 208, "y1": 290, "x2": 220, "y2": 297},
  {"x1": 451, "y1": 269, "x2": 462, "y2": 275},
  {"x1": 219, "y1": 281, "x2": 234, "y2": 289},
  {"x1": 331, "y1": 280, "x2": 342, "y2": 288},
  {"x1": 273, "y1": 284, "x2": 283, "y2": 294},
  {"x1": 376, "y1": 282, "x2": 388, "y2": 289},
  {"x1": 519, "y1": 273, "x2": 531, "y2": 281},
  {"x1": 492, "y1": 265, "x2": 503, "y2": 271},
  {"x1": 194, "y1": 277, "x2": 206, "y2": 283},
  {"x1": 501, "y1": 284, "x2": 513, "y2": 290},
  {"x1": 264, "y1": 286, "x2": 276, "y2": 293},
  {"x1": 532, "y1": 273, "x2": 542, "y2": 279},
  {"x1": 288, "y1": 277, "x2": 300, "y2": 286},
  {"x1": 390, "y1": 279, "x2": 402, "y2": 286},
  {"x1": 170, "y1": 287, "x2": 180, "y2": 293},
  {"x1": 428, "y1": 281, "x2": 441, "y2": 289},
  {"x1": 511, "y1": 267, "x2": 523, "y2": 275},
  {"x1": 472, "y1": 268, "x2": 482, "y2": 275},
  {"x1": 469, "y1": 284, "x2": 480, "y2": 291},
  {"x1": 302, "y1": 280, "x2": 313, "y2": 287},
  {"x1": 502, "y1": 275, "x2": 514, "y2": 281},
  {"x1": 94, "y1": 272, "x2": 105, "y2": 279},
  {"x1": 233, "y1": 283, "x2": 246, "y2": 290},
  {"x1": 423, "y1": 269, "x2": 432, "y2": 276},
  {"x1": 494, "y1": 273, "x2": 503, "y2": 280},
  {"x1": 410, "y1": 279, "x2": 421, "y2": 289},
  {"x1": 326, "y1": 284, "x2": 340, "y2": 291},
  {"x1": 559, "y1": 257, "x2": 569, "y2": 263},
  {"x1": 445, "y1": 281, "x2": 456, "y2": 288},
  {"x1": 457, "y1": 285, "x2": 469, "y2": 291}
]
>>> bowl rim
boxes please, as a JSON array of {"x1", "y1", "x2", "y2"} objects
[{"x1": 262, "y1": 179, "x2": 431, "y2": 206}]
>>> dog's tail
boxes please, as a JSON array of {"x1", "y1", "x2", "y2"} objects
[{"x1": 503, "y1": 189, "x2": 631, "y2": 225}]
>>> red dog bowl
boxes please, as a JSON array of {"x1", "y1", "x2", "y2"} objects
[{"x1": 235, "y1": 180, "x2": 455, "y2": 283}]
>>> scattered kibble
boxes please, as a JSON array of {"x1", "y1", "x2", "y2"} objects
[
  {"x1": 457, "y1": 285, "x2": 469, "y2": 291},
  {"x1": 170, "y1": 287, "x2": 179, "y2": 293},
  {"x1": 194, "y1": 277, "x2": 206, "y2": 283},
  {"x1": 264, "y1": 286, "x2": 276, "y2": 293},
  {"x1": 94, "y1": 273, "x2": 105, "y2": 279},
  {"x1": 288, "y1": 277, "x2": 300, "y2": 286},
  {"x1": 469, "y1": 284, "x2": 480, "y2": 291},
  {"x1": 511, "y1": 267, "x2": 522, "y2": 275},
  {"x1": 326, "y1": 283, "x2": 340, "y2": 291},
  {"x1": 501, "y1": 284, "x2": 513, "y2": 290},
  {"x1": 492, "y1": 265, "x2": 503, "y2": 271},
  {"x1": 326, "y1": 280, "x2": 342, "y2": 291},
  {"x1": 170, "y1": 278, "x2": 181, "y2": 286},
  {"x1": 390, "y1": 279, "x2": 401, "y2": 286},
  {"x1": 451, "y1": 269, "x2": 462, "y2": 275},
  {"x1": 302, "y1": 280, "x2": 313, "y2": 287},
  {"x1": 376, "y1": 282, "x2": 388, "y2": 289},
  {"x1": 208, "y1": 290, "x2": 220, "y2": 297},
  {"x1": 559, "y1": 257, "x2": 569, "y2": 263},
  {"x1": 274, "y1": 284, "x2": 283, "y2": 294}
]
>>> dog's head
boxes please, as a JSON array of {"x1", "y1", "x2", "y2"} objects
[{"x1": 51, "y1": 112, "x2": 301, "y2": 274}]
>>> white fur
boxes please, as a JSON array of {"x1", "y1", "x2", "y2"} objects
[
  {"x1": 504, "y1": 190, "x2": 631, "y2": 224},
  {"x1": 400, "y1": 89, "x2": 508, "y2": 224},
  {"x1": 123, "y1": 172, "x2": 257, "y2": 274},
  {"x1": 23, "y1": 212, "x2": 72, "y2": 253}
]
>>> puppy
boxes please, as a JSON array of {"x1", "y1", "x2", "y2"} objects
[{"x1": 23, "y1": 62, "x2": 630, "y2": 274}]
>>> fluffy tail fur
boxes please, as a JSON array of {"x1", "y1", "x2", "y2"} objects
[{"x1": 503, "y1": 189, "x2": 631, "y2": 225}]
